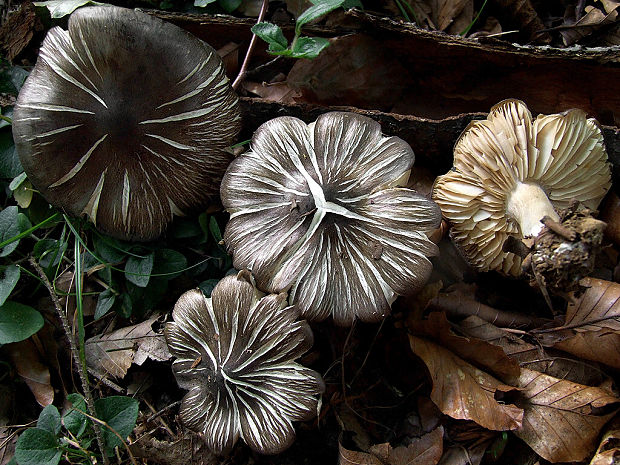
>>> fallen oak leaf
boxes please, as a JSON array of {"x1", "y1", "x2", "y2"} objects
[
  {"x1": 85, "y1": 315, "x2": 171, "y2": 379},
  {"x1": 338, "y1": 427, "x2": 444, "y2": 465},
  {"x1": 409, "y1": 336, "x2": 523, "y2": 431},
  {"x1": 513, "y1": 368, "x2": 619, "y2": 463}
]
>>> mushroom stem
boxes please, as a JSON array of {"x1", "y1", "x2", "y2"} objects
[{"x1": 506, "y1": 182, "x2": 560, "y2": 237}]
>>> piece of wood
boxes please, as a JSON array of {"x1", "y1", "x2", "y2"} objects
[{"x1": 149, "y1": 9, "x2": 620, "y2": 125}]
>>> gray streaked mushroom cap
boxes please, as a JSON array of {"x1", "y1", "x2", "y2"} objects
[
  {"x1": 432, "y1": 99, "x2": 611, "y2": 275},
  {"x1": 12, "y1": 5, "x2": 241, "y2": 241},
  {"x1": 165, "y1": 271, "x2": 324, "y2": 455},
  {"x1": 221, "y1": 112, "x2": 441, "y2": 326}
]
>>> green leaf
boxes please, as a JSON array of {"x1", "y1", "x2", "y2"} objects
[
  {"x1": 63, "y1": 393, "x2": 89, "y2": 437},
  {"x1": 170, "y1": 217, "x2": 202, "y2": 239},
  {"x1": 92, "y1": 234, "x2": 129, "y2": 263},
  {"x1": 218, "y1": 0, "x2": 242, "y2": 12},
  {"x1": 37, "y1": 405, "x2": 61, "y2": 436},
  {"x1": 34, "y1": 239, "x2": 67, "y2": 269},
  {"x1": 8, "y1": 172, "x2": 27, "y2": 191},
  {"x1": 153, "y1": 249, "x2": 187, "y2": 280},
  {"x1": 0, "y1": 264, "x2": 20, "y2": 306},
  {"x1": 208, "y1": 216, "x2": 223, "y2": 243},
  {"x1": 199, "y1": 278, "x2": 220, "y2": 297},
  {"x1": 124, "y1": 252, "x2": 154, "y2": 288},
  {"x1": 95, "y1": 289, "x2": 116, "y2": 320},
  {"x1": 33, "y1": 0, "x2": 102, "y2": 18},
  {"x1": 0, "y1": 206, "x2": 20, "y2": 257},
  {"x1": 126, "y1": 278, "x2": 167, "y2": 317},
  {"x1": 95, "y1": 396, "x2": 139, "y2": 454},
  {"x1": 291, "y1": 36, "x2": 331, "y2": 58},
  {"x1": 14, "y1": 428, "x2": 61, "y2": 465},
  {"x1": 0, "y1": 131, "x2": 21, "y2": 178},
  {"x1": 194, "y1": 0, "x2": 216, "y2": 6},
  {"x1": 117, "y1": 292, "x2": 132, "y2": 318},
  {"x1": 296, "y1": 0, "x2": 346, "y2": 33},
  {"x1": 252, "y1": 22, "x2": 289, "y2": 52},
  {"x1": 0, "y1": 301, "x2": 43, "y2": 344}
]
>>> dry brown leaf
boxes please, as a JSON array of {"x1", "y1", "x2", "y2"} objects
[
  {"x1": 5, "y1": 339, "x2": 53, "y2": 407},
  {"x1": 286, "y1": 35, "x2": 410, "y2": 111},
  {"x1": 435, "y1": 0, "x2": 471, "y2": 31},
  {"x1": 590, "y1": 416, "x2": 620, "y2": 465},
  {"x1": 409, "y1": 336, "x2": 523, "y2": 431},
  {"x1": 339, "y1": 427, "x2": 444, "y2": 465},
  {"x1": 514, "y1": 368, "x2": 619, "y2": 463},
  {"x1": 410, "y1": 312, "x2": 521, "y2": 380},
  {"x1": 534, "y1": 277, "x2": 620, "y2": 369},
  {"x1": 0, "y1": 2, "x2": 38, "y2": 61},
  {"x1": 85, "y1": 315, "x2": 171, "y2": 379},
  {"x1": 460, "y1": 316, "x2": 606, "y2": 385},
  {"x1": 565, "y1": 278, "x2": 620, "y2": 333},
  {"x1": 599, "y1": 0, "x2": 620, "y2": 14},
  {"x1": 242, "y1": 80, "x2": 301, "y2": 103},
  {"x1": 561, "y1": 6, "x2": 619, "y2": 45},
  {"x1": 437, "y1": 423, "x2": 496, "y2": 465},
  {"x1": 492, "y1": 0, "x2": 551, "y2": 43},
  {"x1": 553, "y1": 331, "x2": 620, "y2": 370}
]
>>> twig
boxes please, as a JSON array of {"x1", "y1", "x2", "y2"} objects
[
  {"x1": 29, "y1": 257, "x2": 110, "y2": 465},
  {"x1": 232, "y1": 0, "x2": 269, "y2": 90},
  {"x1": 146, "y1": 401, "x2": 181, "y2": 423},
  {"x1": 540, "y1": 215, "x2": 577, "y2": 241}
]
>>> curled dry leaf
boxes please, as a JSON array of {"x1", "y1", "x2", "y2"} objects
[
  {"x1": 492, "y1": 0, "x2": 551, "y2": 43},
  {"x1": 536, "y1": 277, "x2": 620, "y2": 369},
  {"x1": 561, "y1": 5, "x2": 619, "y2": 46},
  {"x1": 409, "y1": 311, "x2": 520, "y2": 380},
  {"x1": 459, "y1": 316, "x2": 608, "y2": 387},
  {"x1": 590, "y1": 417, "x2": 620, "y2": 465},
  {"x1": 409, "y1": 336, "x2": 523, "y2": 431},
  {"x1": 513, "y1": 368, "x2": 619, "y2": 463},
  {"x1": 85, "y1": 315, "x2": 171, "y2": 379},
  {"x1": 5, "y1": 339, "x2": 53, "y2": 407},
  {"x1": 338, "y1": 427, "x2": 444, "y2": 465}
]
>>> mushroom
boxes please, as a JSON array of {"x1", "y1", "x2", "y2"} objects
[
  {"x1": 165, "y1": 271, "x2": 324, "y2": 455},
  {"x1": 12, "y1": 5, "x2": 241, "y2": 241},
  {"x1": 432, "y1": 99, "x2": 611, "y2": 275},
  {"x1": 220, "y1": 112, "x2": 441, "y2": 326}
]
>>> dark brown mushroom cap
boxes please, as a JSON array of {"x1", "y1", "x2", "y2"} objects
[
  {"x1": 165, "y1": 271, "x2": 324, "y2": 455},
  {"x1": 12, "y1": 5, "x2": 240, "y2": 241},
  {"x1": 221, "y1": 112, "x2": 441, "y2": 326}
]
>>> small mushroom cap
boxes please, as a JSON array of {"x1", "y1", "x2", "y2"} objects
[
  {"x1": 432, "y1": 99, "x2": 611, "y2": 275},
  {"x1": 12, "y1": 5, "x2": 241, "y2": 241},
  {"x1": 165, "y1": 271, "x2": 324, "y2": 455},
  {"x1": 221, "y1": 112, "x2": 441, "y2": 326}
]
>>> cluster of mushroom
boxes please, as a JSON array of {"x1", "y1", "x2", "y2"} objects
[{"x1": 14, "y1": 4, "x2": 614, "y2": 457}]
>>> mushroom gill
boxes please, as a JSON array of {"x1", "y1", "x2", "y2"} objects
[
  {"x1": 165, "y1": 271, "x2": 324, "y2": 455},
  {"x1": 12, "y1": 5, "x2": 241, "y2": 241},
  {"x1": 432, "y1": 99, "x2": 611, "y2": 275},
  {"x1": 221, "y1": 112, "x2": 441, "y2": 326}
]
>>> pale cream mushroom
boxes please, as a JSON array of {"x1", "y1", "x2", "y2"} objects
[{"x1": 432, "y1": 99, "x2": 611, "y2": 276}]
